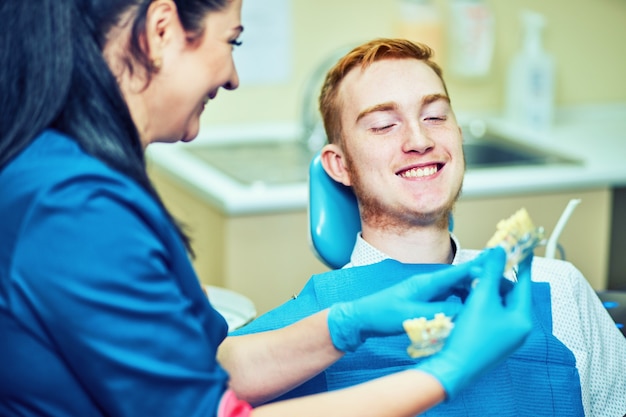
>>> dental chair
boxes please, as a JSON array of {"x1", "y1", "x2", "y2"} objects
[{"x1": 307, "y1": 152, "x2": 360, "y2": 269}]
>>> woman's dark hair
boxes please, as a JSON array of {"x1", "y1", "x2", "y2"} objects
[{"x1": 0, "y1": 0, "x2": 226, "y2": 254}]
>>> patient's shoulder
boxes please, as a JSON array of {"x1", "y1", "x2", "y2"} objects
[{"x1": 530, "y1": 256, "x2": 584, "y2": 284}]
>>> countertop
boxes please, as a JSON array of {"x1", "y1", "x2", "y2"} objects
[{"x1": 147, "y1": 102, "x2": 626, "y2": 215}]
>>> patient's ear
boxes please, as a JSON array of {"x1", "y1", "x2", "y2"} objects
[{"x1": 320, "y1": 144, "x2": 352, "y2": 186}]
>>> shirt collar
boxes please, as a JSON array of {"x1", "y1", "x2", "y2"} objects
[{"x1": 346, "y1": 232, "x2": 462, "y2": 268}]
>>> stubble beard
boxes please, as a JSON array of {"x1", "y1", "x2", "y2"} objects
[{"x1": 345, "y1": 155, "x2": 462, "y2": 233}]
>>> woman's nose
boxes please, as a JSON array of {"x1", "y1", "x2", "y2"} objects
[{"x1": 223, "y1": 70, "x2": 240, "y2": 91}]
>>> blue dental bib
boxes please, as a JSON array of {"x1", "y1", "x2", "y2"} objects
[{"x1": 233, "y1": 260, "x2": 584, "y2": 416}]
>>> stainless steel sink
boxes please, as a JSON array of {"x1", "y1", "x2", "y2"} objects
[
  {"x1": 186, "y1": 132, "x2": 581, "y2": 186},
  {"x1": 188, "y1": 141, "x2": 316, "y2": 185},
  {"x1": 463, "y1": 134, "x2": 580, "y2": 169}
]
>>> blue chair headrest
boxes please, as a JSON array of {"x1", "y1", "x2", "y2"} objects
[{"x1": 308, "y1": 152, "x2": 360, "y2": 269}]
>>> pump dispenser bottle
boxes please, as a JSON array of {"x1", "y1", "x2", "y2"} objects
[{"x1": 505, "y1": 10, "x2": 555, "y2": 131}]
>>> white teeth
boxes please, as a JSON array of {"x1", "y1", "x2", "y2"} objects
[{"x1": 401, "y1": 165, "x2": 438, "y2": 178}]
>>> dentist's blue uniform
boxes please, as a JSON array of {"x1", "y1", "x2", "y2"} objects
[{"x1": 0, "y1": 130, "x2": 229, "y2": 417}]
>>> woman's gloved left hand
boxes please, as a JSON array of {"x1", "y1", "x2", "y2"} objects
[{"x1": 327, "y1": 262, "x2": 479, "y2": 352}]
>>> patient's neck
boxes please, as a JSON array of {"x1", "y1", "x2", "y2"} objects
[{"x1": 361, "y1": 225, "x2": 454, "y2": 265}]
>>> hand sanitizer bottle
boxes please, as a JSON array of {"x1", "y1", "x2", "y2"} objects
[{"x1": 505, "y1": 10, "x2": 555, "y2": 131}]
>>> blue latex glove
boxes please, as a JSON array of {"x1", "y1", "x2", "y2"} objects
[
  {"x1": 327, "y1": 262, "x2": 479, "y2": 352},
  {"x1": 416, "y1": 247, "x2": 533, "y2": 399}
]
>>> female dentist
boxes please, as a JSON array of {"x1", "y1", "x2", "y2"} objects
[{"x1": 0, "y1": 1, "x2": 532, "y2": 416}]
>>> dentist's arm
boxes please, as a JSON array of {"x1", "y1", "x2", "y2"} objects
[
  {"x1": 218, "y1": 248, "x2": 533, "y2": 417},
  {"x1": 218, "y1": 262, "x2": 476, "y2": 404},
  {"x1": 217, "y1": 310, "x2": 341, "y2": 405}
]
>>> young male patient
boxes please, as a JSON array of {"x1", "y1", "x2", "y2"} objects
[{"x1": 228, "y1": 38, "x2": 626, "y2": 416}]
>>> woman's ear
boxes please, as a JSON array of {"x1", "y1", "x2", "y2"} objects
[
  {"x1": 320, "y1": 144, "x2": 352, "y2": 186},
  {"x1": 144, "y1": 0, "x2": 180, "y2": 66}
]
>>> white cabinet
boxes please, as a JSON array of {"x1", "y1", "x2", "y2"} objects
[
  {"x1": 151, "y1": 160, "x2": 612, "y2": 312},
  {"x1": 149, "y1": 165, "x2": 328, "y2": 315},
  {"x1": 454, "y1": 187, "x2": 612, "y2": 290}
]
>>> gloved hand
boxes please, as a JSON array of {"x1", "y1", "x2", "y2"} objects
[
  {"x1": 327, "y1": 262, "x2": 479, "y2": 352},
  {"x1": 415, "y1": 247, "x2": 533, "y2": 399}
]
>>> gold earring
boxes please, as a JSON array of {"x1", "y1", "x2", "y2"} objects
[{"x1": 151, "y1": 57, "x2": 162, "y2": 72}]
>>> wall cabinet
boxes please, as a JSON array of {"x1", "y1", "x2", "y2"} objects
[{"x1": 453, "y1": 187, "x2": 612, "y2": 291}]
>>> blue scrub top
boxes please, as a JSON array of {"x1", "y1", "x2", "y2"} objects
[{"x1": 0, "y1": 130, "x2": 229, "y2": 416}]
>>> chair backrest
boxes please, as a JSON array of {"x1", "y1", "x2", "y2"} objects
[
  {"x1": 308, "y1": 152, "x2": 360, "y2": 269},
  {"x1": 307, "y1": 151, "x2": 454, "y2": 270}
]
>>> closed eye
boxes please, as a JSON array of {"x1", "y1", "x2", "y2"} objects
[
  {"x1": 371, "y1": 123, "x2": 396, "y2": 133},
  {"x1": 424, "y1": 116, "x2": 447, "y2": 122}
]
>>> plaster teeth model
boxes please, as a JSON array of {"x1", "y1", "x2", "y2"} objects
[
  {"x1": 485, "y1": 207, "x2": 544, "y2": 273},
  {"x1": 403, "y1": 208, "x2": 544, "y2": 358}
]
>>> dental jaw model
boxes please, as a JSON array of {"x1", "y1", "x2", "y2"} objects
[{"x1": 403, "y1": 208, "x2": 544, "y2": 358}]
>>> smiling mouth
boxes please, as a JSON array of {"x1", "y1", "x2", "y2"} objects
[{"x1": 397, "y1": 163, "x2": 441, "y2": 178}]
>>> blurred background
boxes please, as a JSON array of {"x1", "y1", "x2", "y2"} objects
[
  {"x1": 148, "y1": 0, "x2": 626, "y2": 318},
  {"x1": 202, "y1": 0, "x2": 626, "y2": 127}
]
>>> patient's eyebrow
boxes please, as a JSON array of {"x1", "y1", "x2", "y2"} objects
[
  {"x1": 356, "y1": 102, "x2": 399, "y2": 123},
  {"x1": 422, "y1": 93, "x2": 450, "y2": 106}
]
